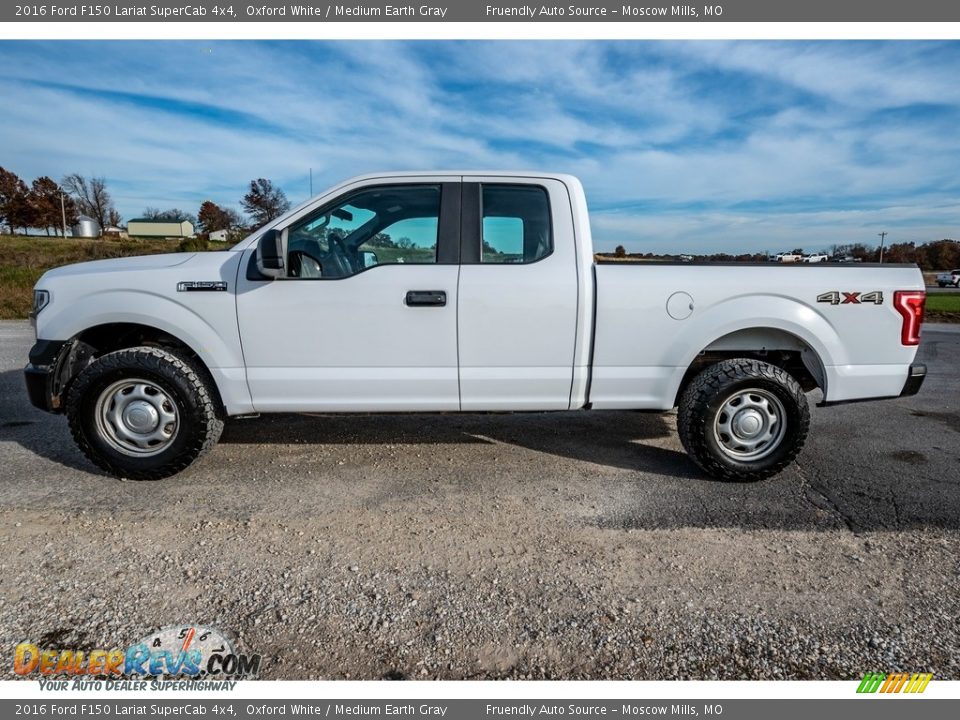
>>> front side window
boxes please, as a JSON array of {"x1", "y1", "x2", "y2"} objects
[
  {"x1": 286, "y1": 185, "x2": 441, "y2": 278},
  {"x1": 481, "y1": 185, "x2": 552, "y2": 264}
]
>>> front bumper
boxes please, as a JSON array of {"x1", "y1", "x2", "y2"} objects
[
  {"x1": 24, "y1": 364, "x2": 55, "y2": 411},
  {"x1": 23, "y1": 339, "x2": 68, "y2": 414}
]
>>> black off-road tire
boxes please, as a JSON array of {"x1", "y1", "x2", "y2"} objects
[
  {"x1": 677, "y1": 358, "x2": 810, "y2": 482},
  {"x1": 65, "y1": 347, "x2": 224, "y2": 480}
]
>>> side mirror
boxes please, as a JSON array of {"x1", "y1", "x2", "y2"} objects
[
  {"x1": 360, "y1": 250, "x2": 379, "y2": 268},
  {"x1": 256, "y1": 229, "x2": 284, "y2": 279}
]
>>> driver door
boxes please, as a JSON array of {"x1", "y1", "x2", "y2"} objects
[{"x1": 235, "y1": 181, "x2": 462, "y2": 412}]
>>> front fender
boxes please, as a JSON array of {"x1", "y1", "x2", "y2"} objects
[{"x1": 39, "y1": 289, "x2": 243, "y2": 371}]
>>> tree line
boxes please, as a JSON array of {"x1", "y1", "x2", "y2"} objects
[
  {"x1": 190, "y1": 178, "x2": 294, "y2": 239},
  {"x1": 828, "y1": 241, "x2": 960, "y2": 270},
  {"x1": 609, "y1": 239, "x2": 960, "y2": 271},
  {"x1": 0, "y1": 166, "x2": 292, "y2": 239}
]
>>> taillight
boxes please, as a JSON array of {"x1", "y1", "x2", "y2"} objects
[{"x1": 893, "y1": 291, "x2": 925, "y2": 346}]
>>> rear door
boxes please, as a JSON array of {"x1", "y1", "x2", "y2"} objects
[{"x1": 456, "y1": 177, "x2": 580, "y2": 410}]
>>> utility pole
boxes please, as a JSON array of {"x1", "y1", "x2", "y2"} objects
[
  {"x1": 59, "y1": 188, "x2": 68, "y2": 238},
  {"x1": 877, "y1": 231, "x2": 887, "y2": 263}
]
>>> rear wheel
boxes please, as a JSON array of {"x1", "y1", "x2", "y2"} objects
[
  {"x1": 66, "y1": 347, "x2": 223, "y2": 480},
  {"x1": 677, "y1": 359, "x2": 810, "y2": 481}
]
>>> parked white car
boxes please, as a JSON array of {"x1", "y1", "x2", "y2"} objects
[
  {"x1": 936, "y1": 269, "x2": 960, "y2": 287},
  {"x1": 804, "y1": 253, "x2": 830, "y2": 263},
  {"x1": 25, "y1": 172, "x2": 927, "y2": 482}
]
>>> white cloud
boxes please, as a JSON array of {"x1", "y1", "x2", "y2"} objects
[{"x1": 0, "y1": 41, "x2": 957, "y2": 253}]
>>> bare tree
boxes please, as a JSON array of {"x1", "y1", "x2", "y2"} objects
[
  {"x1": 241, "y1": 178, "x2": 290, "y2": 228},
  {"x1": 142, "y1": 207, "x2": 195, "y2": 225},
  {"x1": 62, "y1": 173, "x2": 118, "y2": 230}
]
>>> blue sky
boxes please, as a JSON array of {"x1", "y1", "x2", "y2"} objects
[{"x1": 1, "y1": 40, "x2": 958, "y2": 253}]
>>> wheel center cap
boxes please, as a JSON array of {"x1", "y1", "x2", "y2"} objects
[
  {"x1": 124, "y1": 400, "x2": 159, "y2": 433},
  {"x1": 733, "y1": 409, "x2": 763, "y2": 438}
]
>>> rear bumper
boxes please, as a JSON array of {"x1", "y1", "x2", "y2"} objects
[
  {"x1": 23, "y1": 339, "x2": 68, "y2": 414},
  {"x1": 899, "y1": 363, "x2": 926, "y2": 397},
  {"x1": 819, "y1": 362, "x2": 926, "y2": 407}
]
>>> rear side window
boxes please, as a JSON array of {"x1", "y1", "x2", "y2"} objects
[{"x1": 481, "y1": 185, "x2": 552, "y2": 264}]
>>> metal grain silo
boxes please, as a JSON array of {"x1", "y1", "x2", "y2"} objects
[{"x1": 71, "y1": 216, "x2": 101, "y2": 238}]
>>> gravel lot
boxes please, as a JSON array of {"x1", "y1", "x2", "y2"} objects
[{"x1": 1, "y1": 320, "x2": 958, "y2": 680}]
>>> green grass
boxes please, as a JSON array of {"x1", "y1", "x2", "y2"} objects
[
  {"x1": 926, "y1": 294, "x2": 960, "y2": 313},
  {"x1": 0, "y1": 234, "x2": 182, "y2": 319}
]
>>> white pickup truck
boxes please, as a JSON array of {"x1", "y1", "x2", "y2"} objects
[
  {"x1": 25, "y1": 172, "x2": 928, "y2": 482},
  {"x1": 937, "y1": 269, "x2": 960, "y2": 287}
]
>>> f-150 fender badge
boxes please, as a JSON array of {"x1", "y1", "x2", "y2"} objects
[
  {"x1": 177, "y1": 281, "x2": 228, "y2": 292},
  {"x1": 817, "y1": 290, "x2": 883, "y2": 305}
]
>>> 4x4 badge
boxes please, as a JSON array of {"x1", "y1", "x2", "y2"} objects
[{"x1": 817, "y1": 290, "x2": 883, "y2": 305}]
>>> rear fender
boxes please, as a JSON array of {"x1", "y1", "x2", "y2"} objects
[{"x1": 664, "y1": 295, "x2": 842, "y2": 403}]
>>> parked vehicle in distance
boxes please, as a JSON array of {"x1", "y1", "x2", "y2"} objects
[
  {"x1": 771, "y1": 251, "x2": 803, "y2": 262},
  {"x1": 24, "y1": 172, "x2": 928, "y2": 483},
  {"x1": 804, "y1": 253, "x2": 830, "y2": 263},
  {"x1": 936, "y1": 269, "x2": 960, "y2": 287}
]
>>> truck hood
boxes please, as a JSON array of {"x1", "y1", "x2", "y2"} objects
[{"x1": 39, "y1": 252, "x2": 196, "y2": 280}]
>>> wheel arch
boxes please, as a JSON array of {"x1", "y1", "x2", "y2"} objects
[
  {"x1": 672, "y1": 326, "x2": 828, "y2": 407},
  {"x1": 52, "y1": 322, "x2": 225, "y2": 414}
]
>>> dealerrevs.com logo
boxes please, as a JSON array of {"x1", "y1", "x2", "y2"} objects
[
  {"x1": 14, "y1": 625, "x2": 261, "y2": 681},
  {"x1": 857, "y1": 672, "x2": 933, "y2": 694}
]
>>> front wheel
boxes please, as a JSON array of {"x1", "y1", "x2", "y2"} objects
[
  {"x1": 677, "y1": 359, "x2": 810, "y2": 482},
  {"x1": 66, "y1": 347, "x2": 223, "y2": 480}
]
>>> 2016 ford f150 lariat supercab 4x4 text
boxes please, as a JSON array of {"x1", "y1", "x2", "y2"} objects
[{"x1": 24, "y1": 172, "x2": 928, "y2": 482}]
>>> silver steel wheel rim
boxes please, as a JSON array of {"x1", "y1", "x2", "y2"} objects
[
  {"x1": 713, "y1": 388, "x2": 787, "y2": 462},
  {"x1": 94, "y1": 378, "x2": 179, "y2": 457}
]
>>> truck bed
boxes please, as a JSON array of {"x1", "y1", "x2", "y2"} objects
[{"x1": 588, "y1": 262, "x2": 925, "y2": 409}]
